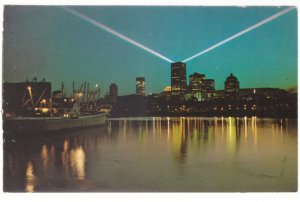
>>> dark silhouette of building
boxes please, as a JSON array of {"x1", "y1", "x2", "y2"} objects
[
  {"x1": 136, "y1": 77, "x2": 145, "y2": 96},
  {"x1": 217, "y1": 88, "x2": 289, "y2": 99},
  {"x1": 113, "y1": 94, "x2": 147, "y2": 116},
  {"x1": 109, "y1": 83, "x2": 118, "y2": 103},
  {"x1": 3, "y1": 80, "x2": 51, "y2": 115},
  {"x1": 171, "y1": 62, "x2": 187, "y2": 95},
  {"x1": 225, "y1": 73, "x2": 240, "y2": 98}
]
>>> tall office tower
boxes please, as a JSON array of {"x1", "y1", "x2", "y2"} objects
[
  {"x1": 109, "y1": 83, "x2": 118, "y2": 103},
  {"x1": 136, "y1": 77, "x2": 145, "y2": 96},
  {"x1": 225, "y1": 73, "x2": 240, "y2": 97},
  {"x1": 171, "y1": 62, "x2": 187, "y2": 95}
]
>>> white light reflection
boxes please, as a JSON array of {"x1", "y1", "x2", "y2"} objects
[
  {"x1": 280, "y1": 119, "x2": 283, "y2": 136},
  {"x1": 108, "y1": 121, "x2": 112, "y2": 135},
  {"x1": 152, "y1": 117, "x2": 156, "y2": 135}
]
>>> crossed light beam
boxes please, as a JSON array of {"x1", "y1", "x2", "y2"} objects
[
  {"x1": 62, "y1": 6, "x2": 295, "y2": 64},
  {"x1": 182, "y1": 7, "x2": 295, "y2": 63},
  {"x1": 61, "y1": 6, "x2": 174, "y2": 63}
]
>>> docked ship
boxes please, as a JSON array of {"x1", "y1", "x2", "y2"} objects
[
  {"x1": 3, "y1": 80, "x2": 107, "y2": 134},
  {"x1": 4, "y1": 111, "x2": 107, "y2": 133}
]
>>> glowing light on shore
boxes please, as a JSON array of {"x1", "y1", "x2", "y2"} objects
[
  {"x1": 182, "y1": 7, "x2": 295, "y2": 63},
  {"x1": 61, "y1": 6, "x2": 174, "y2": 63}
]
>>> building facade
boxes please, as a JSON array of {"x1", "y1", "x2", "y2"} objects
[
  {"x1": 136, "y1": 77, "x2": 145, "y2": 96},
  {"x1": 202, "y1": 79, "x2": 216, "y2": 100},
  {"x1": 225, "y1": 73, "x2": 240, "y2": 98},
  {"x1": 171, "y1": 62, "x2": 187, "y2": 95},
  {"x1": 109, "y1": 83, "x2": 118, "y2": 103},
  {"x1": 189, "y1": 72, "x2": 206, "y2": 100}
]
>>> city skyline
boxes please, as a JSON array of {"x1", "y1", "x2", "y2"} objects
[{"x1": 3, "y1": 6, "x2": 297, "y2": 95}]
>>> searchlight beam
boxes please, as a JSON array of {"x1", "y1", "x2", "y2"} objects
[
  {"x1": 61, "y1": 6, "x2": 174, "y2": 63},
  {"x1": 182, "y1": 7, "x2": 295, "y2": 63}
]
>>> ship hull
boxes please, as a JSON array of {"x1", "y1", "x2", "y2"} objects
[{"x1": 4, "y1": 113, "x2": 107, "y2": 134}]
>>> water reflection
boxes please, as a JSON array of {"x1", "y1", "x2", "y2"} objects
[
  {"x1": 227, "y1": 117, "x2": 237, "y2": 154},
  {"x1": 70, "y1": 147, "x2": 86, "y2": 180},
  {"x1": 25, "y1": 161, "x2": 36, "y2": 192},
  {"x1": 171, "y1": 118, "x2": 188, "y2": 164},
  {"x1": 251, "y1": 117, "x2": 257, "y2": 147},
  {"x1": 61, "y1": 140, "x2": 70, "y2": 174},
  {"x1": 3, "y1": 117, "x2": 297, "y2": 192},
  {"x1": 41, "y1": 145, "x2": 48, "y2": 168}
]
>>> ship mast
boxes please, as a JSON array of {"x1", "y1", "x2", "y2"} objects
[
  {"x1": 61, "y1": 81, "x2": 64, "y2": 98},
  {"x1": 72, "y1": 80, "x2": 75, "y2": 99}
]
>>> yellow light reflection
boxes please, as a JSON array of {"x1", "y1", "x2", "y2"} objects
[
  {"x1": 280, "y1": 119, "x2": 283, "y2": 136},
  {"x1": 158, "y1": 117, "x2": 162, "y2": 138},
  {"x1": 214, "y1": 117, "x2": 218, "y2": 128},
  {"x1": 167, "y1": 117, "x2": 170, "y2": 142},
  {"x1": 272, "y1": 123, "x2": 275, "y2": 140},
  {"x1": 181, "y1": 117, "x2": 186, "y2": 141},
  {"x1": 70, "y1": 147, "x2": 86, "y2": 180},
  {"x1": 41, "y1": 145, "x2": 48, "y2": 167},
  {"x1": 187, "y1": 117, "x2": 190, "y2": 135},
  {"x1": 172, "y1": 123, "x2": 182, "y2": 158},
  {"x1": 63, "y1": 140, "x2": 69, "y2": 152},
  {"x1": 145, "y1": 120, "x2": 149, "y2": 136},
  {"x1": 226, "y1": 117, "x2": 237, "y2": 154},
  {"x1": 121, "y1": 120, "x2": 127, "y2": 142},
  {"x1": 25, "y1": 161, "x2": 36, "y2": 192},
  {"x1": 61, "y1": 139, "x2": 70, "y2": 173},
  {"x1": 138, "y1": 123, "x2": 146, "y2": 146},
  {"x1": 244, "y1": 117, "x2": 248, "y2": 140},
  {"x1": 152, "y1": 117, "x2": 156, "y2": 135},
  {"x1": 251, "y1": 116, "x2": 257, "y2": 147},
  {"x1": 221, "y1": 116, "x2": 224, "y2": 135},
  {"x1": 171, "y1": 117, "x2": 187, "y2": 163}
]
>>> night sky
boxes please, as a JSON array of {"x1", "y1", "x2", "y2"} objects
[{"x1": 3, "y1": 6, "x2": 297, "y2": 96}]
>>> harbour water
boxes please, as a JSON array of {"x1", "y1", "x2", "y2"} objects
[{"x1": 3, "y1": 117, "x2": 297, "y2": 192}]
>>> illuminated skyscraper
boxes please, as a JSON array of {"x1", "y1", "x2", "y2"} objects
[
  {"x1": 171, "y1": 62, "x2": 187, "y2": 95},
  {"x1": 189, "y1": 72, "x2": 206, "y2": 101},
  {"x1": 202, "y1": 79, "x2": 215, "y2": 100},
  {"x1": 189, "y1": 72, "x2": 206, "y2": 92},
  {"x1": 136, "y1": 77, "x2": 145, "y2": 96}
]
